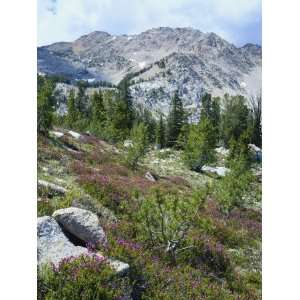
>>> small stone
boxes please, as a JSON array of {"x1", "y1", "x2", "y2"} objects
[
  {"x1": 50, "y1": 131, "x2": 64, "y2": 138},
  {"x1": 107, "y1": 258, "x2": 130, "y2": 275},
  {"x1": 145, "y1": 171, "x2": 157, "y2": 182},
  {"x1": 68, "y1": 130, "x2": 81, "y2": 139}
]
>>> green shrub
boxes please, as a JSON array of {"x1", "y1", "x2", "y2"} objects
[
  {"x1": 214, "y1": 159, "x2": 256, "y2": 214},
  {"x1": 183, "y1": 118, "x2": 217, "y2": 172},
  {"x1": 136, "y1": 189, "x2": 206, "y2": 263},
  {"x1": 125, "y1": 122, "x2": 149, "y2": 170},
  {"x1": 37, "y1": 255, "x2": 131, "y2": 300}
]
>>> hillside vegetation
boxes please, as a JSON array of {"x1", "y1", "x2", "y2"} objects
[{"x1": 37, "y1": 74, "x2": 261, "y2": 299}]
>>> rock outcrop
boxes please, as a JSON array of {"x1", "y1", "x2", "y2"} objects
[
  {"x1": 37, "y1": 216, "x2": 91, "y2": 267},
  {"x1": 38, "y1": 214, "x2": 129, "y2": 274},
  {"x1": 52, "y1": 207, "x2": 107, "y2": 247},
  {"x1": 38, "y1": 27, "x2": 261, "y2": 119}
]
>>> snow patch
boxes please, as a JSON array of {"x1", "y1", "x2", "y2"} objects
[
  {"x1": 240, "y1": 82, "x2": 247, "y2": 88},
  {"x1": 138, "y1": 61, "x2": 147, "y2": 69}
]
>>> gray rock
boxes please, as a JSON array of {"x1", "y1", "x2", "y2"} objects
[
  {"x1": 107, "y1": 258, "x2": 130, "y2": 275},
  {"x1": 145, "y1": 171, "x2": 157, "y2": 182},
  {"x1": 37, "y1": 216, "x2": 90, "y2": 267},
  {"x1": 72, "y1": 195, "x2": 118, "y2": 224},
  {"x1": 68, "y1": 130, "x2": 81, "y2": 139},
  {"x1": 38, "y1": 179, "x2": 67, "y2": 196},
  {"x1": 50, "y1": 130, "x2": 64, "y2": 138},
  {"x1": 37, "y1": 216, "x2": 129, "y2": 275},
  {"x1": 248, "y1": 144, "x2": 262, "y2": 162},
  {"x1": 52, "y1": 207, "x2": 107, "y2": 247},
  {"x1": 202, "y1": 166, "x2": 230, "y2": 177}
]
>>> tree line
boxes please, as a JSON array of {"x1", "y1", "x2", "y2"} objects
[{"x1": 38, "y1": 74, "x2": 261, "y2": 171}]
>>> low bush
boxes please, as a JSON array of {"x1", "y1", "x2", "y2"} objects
[
  {"x1": 37, "y1": 255, "x2": 131, "y2": 300},
  {"x1": 135, "y1": 189, "x2": 206, "y2": 263},
  {"x1": 125, "y1": 123, "x2": 149, "y2": 170},
  {"x1": 214, "y1": 159, "x2": 257, "y2": 214}
]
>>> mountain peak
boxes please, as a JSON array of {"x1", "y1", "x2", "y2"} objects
[{"x1": 38, "y1": 26, "x2": 261, "y2": 114}]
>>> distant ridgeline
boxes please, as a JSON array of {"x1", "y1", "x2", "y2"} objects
[{"x1": 38, "y1": 27, "x2": 261, "y2": 119}]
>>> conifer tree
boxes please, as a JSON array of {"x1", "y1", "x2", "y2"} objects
[
  {"x1": 156, "y1": 114, "x2": 166, "y2": 149},
  {"x1": 200, "y1": 93, "x2": 213, "y2": 120},
  {"x1": 249, "y1": 95, "x2": 262, "y2": 148},
  {"x1": 90, "y1": 91, "x2": 106, "y2": 134},
  {"x1": 76, "y1": 81, "x2": 88, "y2": 118},
  {"x1": 66, "y1": 89, "x2": 78, "y2": 128},
  {"x1": 183, "y1": 117, "x2": 217, "y2": 172},
  {"x1": 167, "y1": 91, "x2": 185, "y2": 147},
  {"x1": 118, "y1": 76, "x2": 134, "y2": 130},
  {"x1": 200, "y1": 93, "x2": 220, "y2": 127},
  {"x1": 143, "y1": 109, "x2": 157, "y2": 143},
  {"x1": 221, "y1": 95, "x2": 250, "y2": 147},
  {"x1": 211, "y1": 96, "x2": 221, "y2": 130},
  {"x1": 37, "y1": 76, "x2": 55, "y2": 135}
]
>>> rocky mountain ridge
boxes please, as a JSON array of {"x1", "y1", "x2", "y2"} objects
[{"x1": 38, "y1": 27, "x2": 261, "y2": 116}]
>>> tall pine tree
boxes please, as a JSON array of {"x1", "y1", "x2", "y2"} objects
[
  {"x1": 66, "y1": 89, "x2": 78, "y2": 128},
  {"x1": 156, "y1": 114, "x2": 166, "y2": 149},
  {"x1": 221, "y1": 95, "x2": 250, "y2": 147},
  {"x1": 249, "y1": 95, "x2": 262, "y2": 148},
  {"x1": 37, "y1": 76, "x2": 55, "y2": 135},
  {"x1": 167, "y1": 91, "x2": 185, "y2": 147},
  {"x1": 76, "y1": 81, "x2": 88, "y2": 118},
  {"x1": 90, "y1": 90, "x2": 106, "y2": 135},
  {"x1": 118, "y1": 76, "x2": 134, "y2": 130},
  {"x1": 183, "y1": 117, "x2": 217, "y2": 172}
]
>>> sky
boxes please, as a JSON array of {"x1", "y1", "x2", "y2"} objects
[{"x1": 38, "y1": 0, "x2": 261, "y2": 47}]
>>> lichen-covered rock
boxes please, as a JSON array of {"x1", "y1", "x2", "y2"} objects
[
  {"x1": 107, "y1": 258, "x2": 130, "y2": 275},
  {"x1": 52, "y1": 207, "x2": 107, "y2": 247},
  {"x1": 72, "y1": 196, "x2": 118, "y2": 224},
  {"x1": 37, "y1": 216, "x2": 90, "y2": 267},
  {"x1": 37, "y1": 216, "x2": 129, "y2": 275}
]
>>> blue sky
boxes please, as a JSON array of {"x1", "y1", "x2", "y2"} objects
[{"x1": 38, "y1": 0, "x2": 261, "y2": 47}]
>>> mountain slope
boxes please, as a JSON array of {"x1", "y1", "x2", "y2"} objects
[{"x1": 38, "y1": 27, "x2": 261, "y2": 115}]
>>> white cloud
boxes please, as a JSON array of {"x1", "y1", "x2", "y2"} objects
[{"x1": 38, "y1": 0, "x2": 261, "y2": 46}]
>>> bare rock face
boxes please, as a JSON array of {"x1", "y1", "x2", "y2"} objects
[
  {"x1": 52, "y1": 207, "x2": 107, "y2": 247},
  {"x1": 37, "y1": 216, "x2": 90, "y2": 267},
  {"x1": 38, "y1": 27, "x2": 261, "y2": 119}
]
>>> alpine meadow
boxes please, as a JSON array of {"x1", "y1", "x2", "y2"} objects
[{"x1": 37, "y1": 2, "x2": 262, "y2": 299}]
